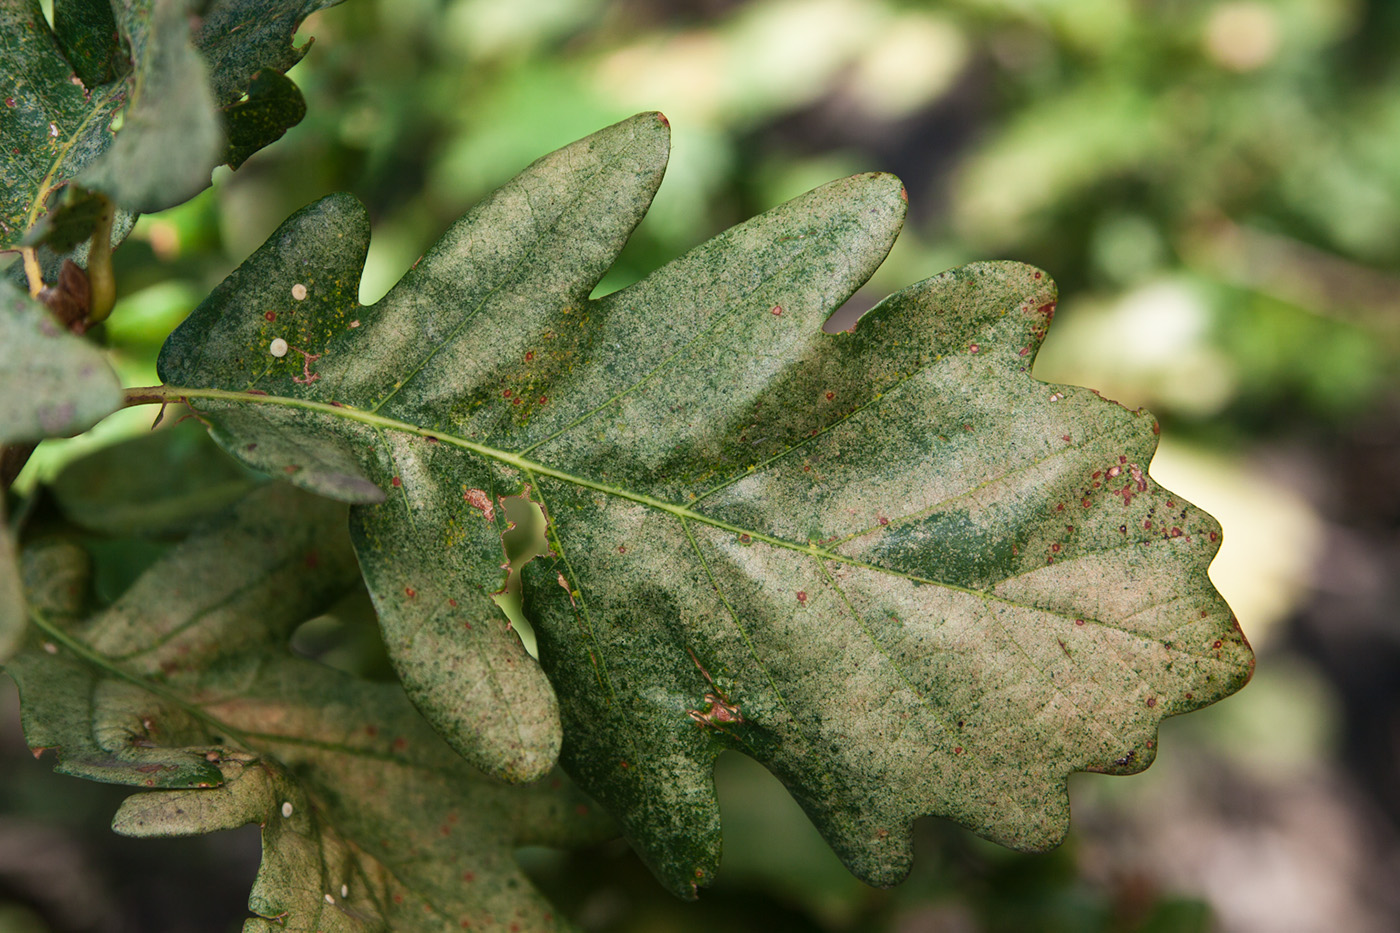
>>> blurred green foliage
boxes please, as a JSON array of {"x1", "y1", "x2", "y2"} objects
[{"x1": 6, "y1": 0, "x2": 1398, "y2": 929}]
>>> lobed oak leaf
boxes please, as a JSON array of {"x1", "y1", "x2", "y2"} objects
[
  {"x1": 153, "y1": 113, "x2": 1255, "y2": 895},
  {"x1": 6, "y1": 482, "x2": 612, "y2": 931}
]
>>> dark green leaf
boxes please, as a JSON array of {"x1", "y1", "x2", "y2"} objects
[
  {"x1": 76, "y1": 0, "x2": 224, "y2": 213},
  {"x1": 1, "y1": 0, "x2": 337, "y2": 247},
  {"x1": 222, "y1": 68, "x2": 307, "y2": 170},
  {"x1": 0, "y1": 278, "x2": 121, "y2": 443},
  {"x1": 8, "y1": 483, "x2": 611, "y2": 932},
  {"x1": 50, "y1": 420, "x2": 261, "y2": 538},
  {"x1": 53, "y1": 0, "x2": 124, "y2": 88},
  {"x1": 193, "y1": 0, "x2": 342, "y2": 106},
  {"x1": 21, "y1": 183, "x2": 108, "y2": 253},
  {"x1": 156, "y1": 114, "x2": 1254, "y2": 895}
]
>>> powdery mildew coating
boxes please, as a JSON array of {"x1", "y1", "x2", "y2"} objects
[{"x1": 157, "y1": 112, "x2": 1253, "y2": 902}]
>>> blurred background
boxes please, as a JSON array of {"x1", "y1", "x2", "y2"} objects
[{"x1": 4, "y1": 0, "x2": 1399, "y2": 930}]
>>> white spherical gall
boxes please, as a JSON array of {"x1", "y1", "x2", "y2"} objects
[
  {"x1": 270, "y1": 338, "x2": 289, "y2": 358},
  {"x1": 291, "y1": 283, "x2": 308, "y2": 301},
  {"x1": 281, "y1": 801, "x2": 293, "y2": 818}
]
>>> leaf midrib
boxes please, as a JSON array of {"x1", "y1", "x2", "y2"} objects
[
  {"x1": 138, "y1": 383, "x2": 1230, "y2": 660},
  {"x1": 146, "y1": 383, "x2": 992, "y2": 597}
]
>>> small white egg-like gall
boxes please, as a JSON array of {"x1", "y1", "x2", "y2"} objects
[
  {"x1": 291, "y1": 283, "x2": 308, "y2": 301},
  {"x1": 281, "y1": 801, "x2": 293, "y2": 818},
  {"x1": 270, "y1": 338, "x2": 289, "y2": 358}
]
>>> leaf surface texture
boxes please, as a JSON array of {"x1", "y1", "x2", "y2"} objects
[
  {"x1": 8, "y1": 483, "x2": 610, "y2": 932},
  {"x1": 156, "y1": 113, "x2": 1255, "y2": 894}
]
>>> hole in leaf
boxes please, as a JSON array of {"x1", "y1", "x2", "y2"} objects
[{"x1": 492, "y1": 495, "x2": 549, "y2": 659}]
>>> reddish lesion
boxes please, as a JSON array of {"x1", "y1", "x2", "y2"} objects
[
  {"x1": 685, "y1": 647, "x2": 745, "y2": 730},
  {"x1": 688, "y1": 692, "x2": 743, "y2": 729}
]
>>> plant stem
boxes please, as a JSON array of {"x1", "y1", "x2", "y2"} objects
[
  {"x1": 20, "y1": 247, "x2": 43, "y2": 297},
  {"x1": 86, "y1": 195, "x2": 116, "y2": 324}
]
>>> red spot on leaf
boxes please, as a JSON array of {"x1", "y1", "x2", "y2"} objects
[
  {"x1": 405, "y1": 587, "x2": 416, "y2": 598},
  {"x1": 770, "y1": 305, "x2": 783, "y2": 316},
  {"x1": 954, "y1": 746, "x2": 964, "y2": 755},
  {"x1": 1146, "y1": 697, "x2": 1156, "y2": 708},
  {"x1": 1212, "y1": 640, "x2": 1223, "y2": 649},
  {"x1": 448, "y1": 598, "x2": 458, "y2": 607},
  {"x1": 264, "y1": 311, "x2": 276, "y2": 321},
  {"x1": 617, "y1": 545, "x2": 627, "y2": 553},
  {"x1": 525, "y1": 351, "x2": 535, "y2": 361},
  {"x1": 825, "y1": 391, "x2": 835, "y2": 401},
  {"x1": 796, "y1": 591, "x2": 808, "y2": 603},
  {"x1": 391, "y1": 476, "x2": 402, "y2": 487},
  {"x1": 502, "y1": 389, "x2": 512, "y2": 398},
  {"x1": 1075, "y1": 618, "x2": 1085, "y2": 626}
]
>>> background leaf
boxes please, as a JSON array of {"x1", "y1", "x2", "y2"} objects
[
  {"x1": 52, "y1": 0, "x2": 124, "y2": 89},
  {"x1": 7, "y1": 482, "x2": 612, "y2": 932},
  {"x1": 222, "y1": 68, "x2": 307, "y2": 170},
  {"x1": 75, "y1": 0, "x2": 224, "y2": 213},
  {"x1": 50, "y1": 420, "x2": 260, "y2": 538},
  {"x1": 155, "y1": 114, "x2": 1254, "y2": 895},
  {"x1": 0, "y1": 279, "x2": 121, "y2": 444},
  {"x1": 0, "y1": 0, "x2": 338, "y2": 249}
]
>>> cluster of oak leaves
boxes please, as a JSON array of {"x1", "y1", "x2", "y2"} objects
[{"x1": 1, "y1": 5, "x2": 1253, "y2": 931}]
